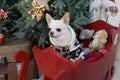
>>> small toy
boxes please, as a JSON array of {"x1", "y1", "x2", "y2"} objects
[
  {"x1": 89, "y1": 30, "x2": 108, "y2": 51},
  {"x1": 79, "y1": 29, "x2": 94, "y2": 40}
]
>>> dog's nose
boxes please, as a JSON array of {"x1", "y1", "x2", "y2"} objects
[{"x1": 50, "y1": 31, "x2": 54, "y2": 36}]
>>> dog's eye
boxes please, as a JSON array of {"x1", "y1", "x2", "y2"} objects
[{"x1": 56, "y1": 28, "x2": 61, "y2": 32}]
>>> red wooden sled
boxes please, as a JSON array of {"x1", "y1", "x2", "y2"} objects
[{"x1": 14, "y1": 20, "x2": 120, "y2": 80}]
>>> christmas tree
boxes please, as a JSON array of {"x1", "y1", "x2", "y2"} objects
[
  {"x1": 1, "y1": 0, "x2": 92, "y2": 48},
  {"x1": 0, "y1": 0, "x2": 21, "y2": 37},
  {"x1": 48, "y1": 0, "x2": 91, "y2": 28}
]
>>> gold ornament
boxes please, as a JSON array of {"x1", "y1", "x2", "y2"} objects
[{"x1": 28, "y1": 0, "x2": 46, "y2": 21}]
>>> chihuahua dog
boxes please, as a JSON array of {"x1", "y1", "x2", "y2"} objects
[{"x1": 46, "y1": 12, "x2": 90, "y2": 61}]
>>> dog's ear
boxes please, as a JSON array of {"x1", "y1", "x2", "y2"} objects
[
  {"x1": 46, "y1": 13, "x2": 53, "y2": 24},
  {"x1": 61, "y1": 12, "x2": 70, "y2": 25}
]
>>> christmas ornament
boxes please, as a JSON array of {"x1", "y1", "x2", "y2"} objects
[
  {"x1": 28, "y1": 0, "x2": 46, "y2": 21},
  {"x1": 0, "y1": 9, "x2": 8, "y2": 21},
  {"x1": 0, "y1": 33, "x2": 4, "y2": 44},
  {"x1": 106, "y1": 6, "x2": 118, "y2": 16}
]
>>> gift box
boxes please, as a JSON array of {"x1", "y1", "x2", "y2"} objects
[{"x1": 0, "y1": 39, "x2": 32, "y2": 62}]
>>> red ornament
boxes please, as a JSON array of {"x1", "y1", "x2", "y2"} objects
[
  {"x1": 0, "y1": 33, "x2": 4, "y2": 44},
  {"x1": 111, "y1": 0, "x2": 114, "y2": 2}
]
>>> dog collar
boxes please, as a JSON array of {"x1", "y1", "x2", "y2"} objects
[
  {"x1": 51, "y1": 44, "x2": 70, "y2": 53},
  {"x1": 51, "y1": 40, "x2": 81, "y2": 54}
]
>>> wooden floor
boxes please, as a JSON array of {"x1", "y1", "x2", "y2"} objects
[{"x1": 112, "y1": 43, "x2": 120, "y2": 80}]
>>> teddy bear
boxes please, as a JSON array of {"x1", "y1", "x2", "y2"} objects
[{"x1": 88, "y1": 30, "x2": 108, "y2": 51}]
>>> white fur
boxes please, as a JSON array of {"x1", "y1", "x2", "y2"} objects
[{"x1": 46, "y1": 13, "x2": 80, "y2": 51}]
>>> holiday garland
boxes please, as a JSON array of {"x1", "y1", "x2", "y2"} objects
[{"x1": 1, "y1": 0, "x2": 92, "y2": 48}]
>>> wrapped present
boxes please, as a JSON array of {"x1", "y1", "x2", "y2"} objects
[{"x1": 0, "y1": 39, "x2": 32, "y2": 62}]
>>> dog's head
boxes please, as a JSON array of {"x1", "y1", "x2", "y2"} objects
[{"x1": 46, "y1": 12, "x2": 70, "y2": 38}]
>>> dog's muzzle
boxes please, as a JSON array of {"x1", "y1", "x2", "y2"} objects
[{"x1": 49, "y1": 31, "x2": 54, "y2": 37}]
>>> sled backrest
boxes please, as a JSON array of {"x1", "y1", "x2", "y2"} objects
[{"x1": 33, "y1": 46, "x2": 74, "y2": 80}]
